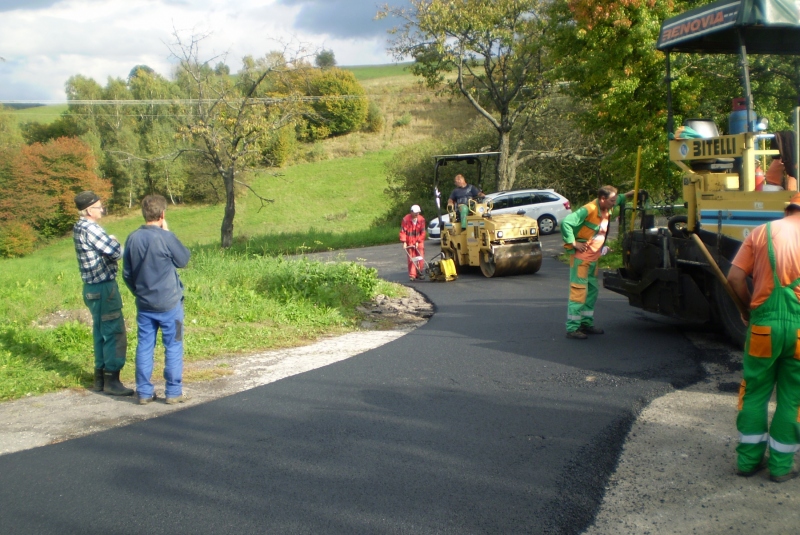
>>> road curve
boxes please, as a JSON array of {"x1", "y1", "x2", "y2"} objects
[{"x1": 0, "y1": 241, "x2": 702, "y2": 534}]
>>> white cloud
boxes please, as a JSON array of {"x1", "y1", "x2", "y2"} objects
[{"x1": 0, "y1": 0, "x2": 398, "y2": 101}]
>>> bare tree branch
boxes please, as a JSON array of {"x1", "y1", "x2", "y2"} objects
[{"x1": 233, "y1": 179, "x2": 275, "y2": 211}]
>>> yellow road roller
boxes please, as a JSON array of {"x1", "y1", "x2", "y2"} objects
[{"x1": 432, "y1": 153, "x2": 543, "y2": 278}]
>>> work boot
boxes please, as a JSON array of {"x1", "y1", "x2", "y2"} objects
[
  {"x1": 103, "y1": 370, "x2": 134, "y2": 396},
  {"x1": 165, "y1": 393, "x2": 191, "y2": 405},
  {"x1": 566, "y1": 330, "x2": 588, "y2": 340},
  {"x1": 93, "y1": 368, "x2": 104, "y2": 392},
  {"x1": 736, "y1": 459, "x2": 767, "y2": 477},
  {"x1": 770, "y1": 470, "x2": 799, "y2": 483},
  {"x1": 580, "y1": 325, "x2": 605, "y2": 335},
  {"x1": 138, "y1": 394, "x2": 157, "y2": 405}
]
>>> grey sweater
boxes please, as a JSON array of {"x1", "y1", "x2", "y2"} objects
[{"x1": 123, "y1": 225, "x2": 191, "y2": 312}]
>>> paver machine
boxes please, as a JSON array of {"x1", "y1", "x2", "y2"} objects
[
  {"x1": 603, "y1": 0, "x2": 800, "y2": 345},
  {"x1": 432, "y1": 152, "x2": 543, "y2": 278}
]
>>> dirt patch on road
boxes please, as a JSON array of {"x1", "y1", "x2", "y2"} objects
[{"x1": 0, "y1": 289, "x2": 433, "y2": 456}]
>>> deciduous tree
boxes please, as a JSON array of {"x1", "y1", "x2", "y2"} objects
[
  {"x1": 170, "y1": 32, "x2": 306, "y2": 248},
  {"x1": 0, "y1": 137, "x2": 110, "y2": 237},
  {"x1": 548, "y1": 0, "x2": 682, "y2": 192},
  {"x1": 308, "y1": 68, "x2": 368, "y2": 135},
  {"x1": 547, "y1": 0, "x2": 800, "y2": 194},
  {"x1": 315, "y1": 49, "x2": 336, "y2": 69},
  {"x1": 380, "y1": 0, "x2": 552, "y2": 191}
]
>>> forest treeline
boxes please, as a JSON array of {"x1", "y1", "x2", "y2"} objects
[
  {"x1": 6, "y1": 0, "x2": 800, "y2": 256},
  {"x1": 0, "y1": 58, "x2": 381, "y2": 256}
]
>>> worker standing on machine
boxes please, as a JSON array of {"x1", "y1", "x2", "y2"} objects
[
  {"x1": 562, "y1": 186, "x2": 635, "y2": 339},
  {"x1": 447, "y1": 174, "x2": 484, "y2": 231},
  {"x1": 727, "y1": 193, "x2": 800, "y2": 483},
  {"x1": 400, "y1": 204, "x2": 426, "y2": 281}
]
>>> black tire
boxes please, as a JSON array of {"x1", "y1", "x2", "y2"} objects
[
  {"x1": 538, "y1": 215, "x2": 557, "y2": 235},
  {"x1": 712, "y1": 279, "x2": 747, "y2": 347}
]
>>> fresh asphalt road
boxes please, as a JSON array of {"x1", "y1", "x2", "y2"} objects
[{"x1": 0, "y1": 235, "x2": 704, "y2": 534}]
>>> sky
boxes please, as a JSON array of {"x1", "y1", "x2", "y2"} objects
[{"x1": 0, "y1": 0, "x2": 409, "y2": 101}]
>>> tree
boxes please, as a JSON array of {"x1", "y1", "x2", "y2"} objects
[
  {"x1": 315, "y1": 49, "x2": 336, "y2": 69},
  {"x1": 128, "y1": 65, "x2": 155, "y2": 81},
  {"x1": 214, "y1": 62, "x2": 231, "y2": 76},
  {"x1": 547, "y1": 0, "x2": 800, "y2": 195},
  {"x1": 127, "y1": 68, "x2": 187, "y2": 203},
  {"x1": 0, "y1": 137, "x2": 111, "y2": 238},
  {"x1": 548, "y1": 0, "x2": 684, "y2": 193},
  {"x1": 20, "y1": 115, "x2": 84, "y2": 145},
  {"x1": 63, "y1": 71, "x2": 191, "y2": 207},
  {"x1": 308, "y1": 68, "x2": 368, "y2": 135},
  {"x1": 170, "y1": 32, "x2": 306, "y2": 248},
  {"x1": 381, "y1": 0, "x2": 552, "y2": 191}
]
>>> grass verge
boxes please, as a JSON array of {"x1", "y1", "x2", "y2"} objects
[{"x1": 0, "y1": 250, "x2": 406, "y2": 401}]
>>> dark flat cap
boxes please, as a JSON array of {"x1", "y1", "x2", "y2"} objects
[{"x1": 74, "y1": 191, "x2": 100, "y2": 211}]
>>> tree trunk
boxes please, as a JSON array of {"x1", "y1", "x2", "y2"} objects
[
  {"x1": 496, "y1": 130, "x2": 513, "y2": 191},
  {"x1": 506, "y1": 152, "x2": 518, "y2": 191},
  {"x1": 220, "y1": 167, "x2": 236, "y2": 248}
]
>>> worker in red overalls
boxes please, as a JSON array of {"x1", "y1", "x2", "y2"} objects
[
  {"x1": 400, "y1": 204, "x2": 426, "y2": 281},
  {"x1": 728, "y1": 192, "x2": 800, "y2": 483}
]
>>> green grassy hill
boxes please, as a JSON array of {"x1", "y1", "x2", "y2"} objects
[
  {"x1": 344, "y1": 62, "x2": 413, "y2": 81},
  {"x1": 7, "y1": 104, "x2": 67, "y2": 125}
]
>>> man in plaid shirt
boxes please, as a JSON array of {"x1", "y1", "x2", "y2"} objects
[{"x1": 73, "y1": 191, "x2": 133, "y2": 396}]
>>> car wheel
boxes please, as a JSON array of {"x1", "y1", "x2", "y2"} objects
[{"x1": 537, "y1": 215, "x2": 556, "y2": 235}]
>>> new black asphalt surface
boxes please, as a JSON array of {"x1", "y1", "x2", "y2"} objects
[{"x1": 1, "y1": 238, "x2": 704, "y2": 534}]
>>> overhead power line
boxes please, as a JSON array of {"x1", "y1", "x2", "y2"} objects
[{"x1": 0, "y1": 94, "x2": 397, "y2": 106}]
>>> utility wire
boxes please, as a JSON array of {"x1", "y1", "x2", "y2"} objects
[{"x1": 0, "y1": 93, "x2": 429, "y2": 106}]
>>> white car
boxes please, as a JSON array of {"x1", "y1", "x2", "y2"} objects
[
  {"x1": 483, "y1": 189, "x2": 571, "y2": 235},
  {"x1": 427, "y1": 213, "x2": 450, "y2": 239},
  {"x1": 427, "y1": 189, "x2": 571, "y2": 238}
]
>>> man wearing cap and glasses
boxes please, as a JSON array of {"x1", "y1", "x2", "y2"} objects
[
  {"x1": 728, "y1": 192, "x2": 800, "y2": 483},
  {"x1": 72, "y1": 191, "x2": 134, "y2": 396},
  {"x1": 400, "y1": 204, "x2": 426, "y2": 281}
]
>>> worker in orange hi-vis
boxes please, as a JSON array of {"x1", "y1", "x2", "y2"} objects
[
  {"x1": 561, "y1": 185, "x2": 636, "y2": 339},
  {"x1": 728, "y1": 192, "x2": 800, "y2": 483},
  {"x1": 399, "y1": 204, "x2": 426, "y2": 281}
]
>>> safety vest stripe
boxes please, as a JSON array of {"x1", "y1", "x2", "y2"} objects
[
  {"x1": 739, "y1": 432, "x2": 768, "y2": 444},
  {"x1": 769, "y1": 436, "x2": 800, "y2": 453}
]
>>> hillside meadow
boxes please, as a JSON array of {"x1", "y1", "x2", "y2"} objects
[
  {"x1": 5, "y1": 104, "x2": 68, "y2": 125},
  {"x1": 0, "y1": 65, "x2": 480, "y2": 401}
]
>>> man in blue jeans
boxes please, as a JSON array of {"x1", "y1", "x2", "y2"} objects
[{"x1": 123, "y1": 195, "x2": 191, "y2": 405}]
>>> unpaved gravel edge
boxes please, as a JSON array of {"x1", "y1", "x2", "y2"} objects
[
  {"x1": 0, "y1": 329, "x2": 416, "y2": 456},
  {"x1": 585, "y1": 332, "x2": 800, "y2": 535},
  {"x1": 0, "y1": 287, "x2": 433, "y2": 456}
]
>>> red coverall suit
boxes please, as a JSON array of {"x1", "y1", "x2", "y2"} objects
[{"x1": 400, "y1": 213, "x2": 426, "y2": 280}]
